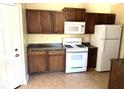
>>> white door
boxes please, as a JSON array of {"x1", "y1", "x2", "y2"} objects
[
  {"x1": 0, "y1": 4, "x2": 22, "y2": 88},
  {"x1": 0, "y1": 10, "x2": 6, "y2": 88},
  {"x1": 96, "y1": 39, "x2": 120, "y2": 71}
]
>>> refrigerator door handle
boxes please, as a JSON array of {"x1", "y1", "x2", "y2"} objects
[
  {"x1": 101, "y1": 27, "x2": 107, "y2": 52},
  {"x1": 103, "y1": 40, "x2": 106, "y2": 52},
  {"x1": 101, "y1": 40, "x2": 106, "y2": 52}
]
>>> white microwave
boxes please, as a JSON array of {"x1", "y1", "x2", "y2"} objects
[{"x1": 64, "y1": 21, "x2": 85, "y2": 34}]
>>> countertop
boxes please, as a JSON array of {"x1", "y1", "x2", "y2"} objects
[
  {"x1": 27, "y1": 43, "x2": 97, "y2": 52},
  {"x1": 82, "y1": 42, "x2": 97, "y2": 49},
  {"x1": 28, "y1": 43, "x2": 65, "y2": 52},
  {"x1": 111, "y1": 58, "x2": 124, "y2": 64}
]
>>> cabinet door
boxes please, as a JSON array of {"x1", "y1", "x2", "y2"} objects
[
  {"x1": 105, "y1": 14, "x2": 115, "y2": 24},
  {"x1": 26, "y1": 10, "x2": 40, "y2": 34},
  {"x1": 95, "y1": 13, "x2": 115, "y2": 24},
  {"x1": 85, "y1": 13, "x2": 115, "y2": 34},
  {"x1": 87, "y1": 48, "x2": 97, "y2": 68},
  {"x1": 63, "y1": 8, "x2": 75, "y2": 21},
  {"x1": 75, "y1": 9, "x2": 85, "y2": 21},
  {"x1": 63, "y1": 8, "x2": 86, "y2": 21},
  {"x1": 28, "y1": 51, "x2": 47, "y2": 74},
  {"x1": 48, "y1": 50, "x2": 65, "y2": 72},
  {"x1": 53, "y1": 11, "x2": 64, "y2": 34},
  {"x1": 85, "y1": 13, "x2": 97, "y2": 34},
  {"x1": 95, "y1": 14, "x2": 106, "y2": 24},
  {"x1": 40, "y1": 10, "x2": 52, "y2": 34}
]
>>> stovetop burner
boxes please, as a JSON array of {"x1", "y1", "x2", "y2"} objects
[
  {"x1": 64, "y1": 45, "x2": 73, "y2": 48},
  {"x1": 76, "y1": 44, "x2": 85, "y2": 48}
]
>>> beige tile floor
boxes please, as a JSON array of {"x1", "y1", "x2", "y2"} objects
[{"x1": 19, "y1": 70, "x2": 109, "y2": 89}]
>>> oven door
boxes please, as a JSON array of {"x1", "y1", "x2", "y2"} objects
[{"x1": 66, "y1": 51, "x2": 88, "y2": 68}]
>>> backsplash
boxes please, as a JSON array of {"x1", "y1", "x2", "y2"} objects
[{"x1": 28, "y1": 34, "x2": 91, "y2": 44}]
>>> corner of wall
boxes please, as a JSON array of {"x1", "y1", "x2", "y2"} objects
[
  {"x1": 18, "y1": 3, "x2": 29, "y2": 85},
  {"x1": 111, "y1": 4, "x2": 124, "y2": 58}
]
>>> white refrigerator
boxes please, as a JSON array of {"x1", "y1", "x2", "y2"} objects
[{"x1": 91, "y1": 25, "x2": 122, "y2": 72}]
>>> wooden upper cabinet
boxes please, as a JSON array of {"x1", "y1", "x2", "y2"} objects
[
  {"x1": 26, "y1": 9, "x2": 64, "y2": 34},
  {"x1": 53, "y1": 11, "x2": 64, "y2": 34},
  {"x1": 85, "y1": 13, "x2": 115, "y2": 34},
  {"x1": 63, "y1": 8, "x2": 86, "y2": 21},
  {"x1": 105, "y1": 14, "x2": 115, "y2": 24},
  {"x1": 95, "y1": 13, "x2": 115, "y2": 24},
  {"x1": 26, "y1": 9, "x2": 115, "y2": 34},
  {"x1": 26, "y1": 10, "x2": 41, "y2": 34},
  {"x1": 63, "y1": 8, "x2": 75, "y2": 21},
  {"x1": 40, "y1": 10, "x2": 52, "y2": 34},
  {"x1": 85, "y1": 13, "x2": 97, "y2": 34},
  {"x1": 95, "y1": 13, "x2": 106, "y2": 24},
  {"x1": 26, "y1": 10, "x2": 52, "y2": 34},
  {"x1": 75, "y1": 9, "x2": 86, "y2": 21}
]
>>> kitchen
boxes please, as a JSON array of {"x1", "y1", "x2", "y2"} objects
[{"x1": 0, "y1": 3, "x2": 124, "y2": 89}]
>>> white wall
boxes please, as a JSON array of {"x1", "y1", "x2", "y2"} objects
[
  {"x1": 28, "y1": 34, "x2": 90, "y2": 44},
  {"x1": 18, "y1": 4, "x2": 28, "y2": 84},
  {"x1": 111, "y1": 4, "x2": 124, "y2": 58},
  {"x1": 26, "y1": 3, "x2": 112, "y2": 13}
]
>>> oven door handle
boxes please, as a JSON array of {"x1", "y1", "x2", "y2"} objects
[
  {"x1": 67, "y1": 51, "x2": 88, "y2": 53},
  {"x1": 71, "y1": 67, "x2": 83, "y2": 69}
]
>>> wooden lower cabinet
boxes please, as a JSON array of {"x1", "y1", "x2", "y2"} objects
[
  {"x1": 28, "y1": 51, "x2": 47, "y2": 74},
  {"x1": 48, "y1": 50, "x2": 65, "y2": 72},
  {"x1": 87, "y1": 47, "x2": 97, "y2": 69},
  {"x1": 108, "y1": 59, "x2": 124, "y2": 89},
  {"x1": 28, "y1": 50, "x2": 65, "y2": 74}
]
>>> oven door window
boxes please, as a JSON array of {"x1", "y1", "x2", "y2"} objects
[{"x1": 72, "y1": 55, "x2": 83, "y2": 60}]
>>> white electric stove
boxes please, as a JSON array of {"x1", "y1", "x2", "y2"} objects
[{"x1": 63, "y1": 38, "x2": 88, "y2": 73}]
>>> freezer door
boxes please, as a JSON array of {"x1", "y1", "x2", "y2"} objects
[
  {"x1": 105, "y1": 25, "x2": 122, "y2": 39},
  {"x1": 91, "y1": 25, "x2": 106, "y2": 47},
  {"x1": 96, "y1": 39, "x2": 120, "y2": 71},
  {"x1": 93, "y1": 25, "x2": 122, "y2": 40}
]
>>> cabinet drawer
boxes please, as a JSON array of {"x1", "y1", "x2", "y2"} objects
[
  {"x1": 28, "y1": 51, "x2": 46, "y2": 55},
  {"x1": 48, "y1": 50, "x2": 65, "y2": 55}
]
